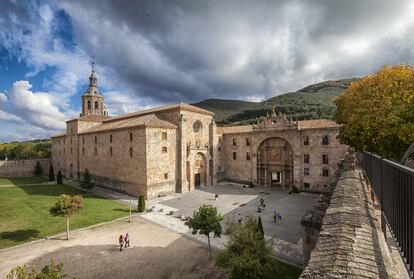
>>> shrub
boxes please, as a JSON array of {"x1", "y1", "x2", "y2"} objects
[
  {"x1": 292, "y1": 186, "x2": 300, "y2": 193},
  {"x1": 137, "y1": 194, "x2": 145, "y2": 213},
  {"x1": 257, "y1": 216, "x2": 264, "y2": 239},
  {"x1": 48, "y1": 165, "x2": 55, "y2": 181},
  {"x1": 57, "y1": 170, "x2": 63, "y2": 185},
  {"x1": 33, "y1": 160, "x2": 43, "y2": 176}
]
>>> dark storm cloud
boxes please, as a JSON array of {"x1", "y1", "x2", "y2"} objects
[{"x1": 22, "y1": 0, "x2": 414, "y2": 104}]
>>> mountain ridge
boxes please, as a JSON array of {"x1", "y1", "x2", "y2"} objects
[{"x1": 193, "y1": 77, "x2": 361, "y2": 125}]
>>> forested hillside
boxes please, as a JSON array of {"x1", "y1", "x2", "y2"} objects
[
  {"x1": 0, "y1": 139, "x2": 51, "y2": 160},
  {"x1": 193, "y1": 78, "x2": 361, "y2": 125}
]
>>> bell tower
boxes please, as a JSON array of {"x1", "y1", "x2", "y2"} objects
[{"x1": 81, "y1": 61, "x2": 107, "y2": 116}]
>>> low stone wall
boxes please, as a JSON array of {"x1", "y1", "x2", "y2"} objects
[
  {"x1": 300, "y1": 168, "x2": 399, "y2": 278},
  {"x1": 89, "y1": 174, "x2": 147, "y2": 198},
  {"x1": 0, "y1": 159, "x2": 50, "y2": 177}
]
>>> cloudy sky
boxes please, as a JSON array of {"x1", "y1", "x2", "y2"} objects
[{"x1": 1, "y1": 0, "x2": 414, "y2": 142}]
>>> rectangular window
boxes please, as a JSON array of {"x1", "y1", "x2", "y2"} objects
[
  {"x1": 71, "y1": 138, "x2": 72, "y2": 144},
  {"x1": 130, "y1": 147, "x2": 133, "y2": 158},
  {"x1": 304, "y1": 136, "x2": 309, "y2": 146},
  {"x1": 304, "y1": 154, "x2": 310, "y2": 164},
  {"x1": 94, "y1": 136, "x2": 97, "y2": 144},
  {"x1": 161, "y1": 132, "x2": 167, "y2": 140},
  {"x1": 218, "y1": 166, "x2": 221, "y2": 171},
  {"x1": 70, "y1": 147, "x2": 72, "y2": 155},
  {"x1": 130, "y1": 132, "x2": 133, "y2": 142},
  {"x1": 322, "y1": 154, "x2": 329, "y2": 165},
  {"x1": 94, "y1": 147, "x2": 97, "y2": 156},
  {"x1": 162, "y1": 147, "x2": 167, "y2": 153},
  {"x1": 58, "y1": 151, "x2": 61, "y2": 156},
  {"x1": 246, "y1": 138, "x2": 250, "y2": 146},
  {"x1": 110, "y1": 147, "x2": 113, "y2": 157},
  {"x1": 164, "y1": 173, "x2": 168, "y2": 179},
  {"x1": 233, "y1": 152, "x2": 237, "y2": 160},
  {"x1": 110, "y1": 134, "x2": 112, "y2": 143},
  {"x1": 304, "y1": 183, "x2": 310, "y2": 189},
  {"x1": 322, "y1": 168, "x2": 329, "y2": 177},
  {"x1": 82, "y1": 137, "x2": 84, "y2": 144},
  {"x1": 304, "y1": 167, "x2": 310, "y2": 176},
  {"x1": 322, "y1": 135, "x2": 329, "y2": 145},
  {"x1": 218, "y1": 146, "x2": 221, "y2": 152},
  {"x1": 82, "y1": 147, "x2": 84, "y2": 155},
  {"x1": 246, "y1": 152, "x2": 251, "y2": 160},
  {"x1": 232, "y1": 138, "x2": 236, "y2": 146}
]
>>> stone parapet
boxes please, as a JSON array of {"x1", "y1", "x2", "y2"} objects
[{"x1": 300, "y1": 168, "x2": 399, "y2": 279}]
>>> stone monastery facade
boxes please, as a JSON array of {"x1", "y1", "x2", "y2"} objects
[{"x1": 51, "y1": 69, "x2": 348, "y2": 199}]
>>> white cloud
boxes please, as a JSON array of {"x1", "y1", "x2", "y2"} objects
[
  {"x1": 0, "y1": 92, "x2": 7, "y2": 104},
  {"x1": 7, "y1": 80, "x2": 66, "y2": 130},
  {"x1": 0, "y1": 110, "x2": 23, "y2": 123},
  {"x1": 104, "y1": 91, "x2": 151, "y2": 115}
]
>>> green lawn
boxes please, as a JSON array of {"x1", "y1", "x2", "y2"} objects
[
  {"x1": 0, "y1": 182, "x2": 130, "y2": 249},
  {"x1": 0, "y1": 176, "x2": 49, "y2": 186}
]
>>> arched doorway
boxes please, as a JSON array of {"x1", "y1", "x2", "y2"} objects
[
  {"x1": 257, "y1": 137, "x2": 293, "y2": 189},
  {"x1": 193, "y1": 153, "x2": 207, "y2": 188}
]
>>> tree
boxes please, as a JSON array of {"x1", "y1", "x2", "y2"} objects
[
  {"x1": 33, "y1": 160, "x2": 43, "y2": 176},
  {"x1": 137, "y1": 194, "x2": 145, "y2": 213},
  {"x1": 80, "y1": 169, "x2": 94, "y2": 192},
  {"x1": 185, "y1": 204, "x2": 223, "y2": 259},
  {"x1": 335, "y1": 65, "x2": 414, "y2": 159},
  {"x1": 49, "y1": 165, "x2": 55, "y2": 182},
  {"x1": 6, "y1": 258, "x2": 77, "y2": 279},
  {"x1": 50, "y1": 194, "x2": 83, "y2": 240},
  {"x1": 215, "y1": 216, "x2": 275, "y2": 279},
  {"x1": 257, "y1": 216, "x2": 264, "y2": 239},
  {"x1": 57, "y1": 170, "x2": 63, "y2": 185}
]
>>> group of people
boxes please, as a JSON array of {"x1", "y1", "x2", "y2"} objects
[
  {"x1": 118, "y1": 233, "x2": 130, "y2": 251},
  {"x1": 273, "y1": 210, "x2": 282, "y2": 223}
]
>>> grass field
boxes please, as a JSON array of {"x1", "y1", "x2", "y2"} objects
[
  {"x1": 0, "y1": 178, "x2": 130, "y2": 249},
  {"x1": 0, "y1": 176, "x2": 49, "y2": 186}
]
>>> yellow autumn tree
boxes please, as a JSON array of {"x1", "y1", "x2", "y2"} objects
[{"x1": 335, "y1": 65, "x2": 414, "y2": 159}]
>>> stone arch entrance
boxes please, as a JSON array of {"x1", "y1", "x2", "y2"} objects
[
  {"x1": 257, "y1": 137, "x2": 293, "y2": 189},
  {"x1": 193, "y1": 152, "x2": 207, "y2": 188}
]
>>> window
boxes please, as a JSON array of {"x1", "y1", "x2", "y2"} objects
[
  {"x1": 324, "y1": 184, "x2": 328, "y2": 188},
  {"x1": 218, "y1": 146, "x2": 221, "y2": 152},
  {"x1": 70, "y1": 147, "x2": 72, "y2": 155},
  {"x1": 110, "y1": 134, "x2": 112, "y2": 143},
  {"x1": 304, "y1": 168, "x2": 310, "y2": 176},
  {"x1": 87, "y1": 100, "x2": 91, "y2": 109},
  {"x1": 304, "y1": 136, "x2": 309, "y2": 145},
  {"x1": 304, "y1": 183, "x2": 310, "y2": 189},
  {"x1": 110, "y1": 147, "x2": 113, "y2": 157},
  {"x1": 162, "y1": 147, "x2": 167, "y2": 153},
  {"x1": 164, "y1": 173, "x2": 168, "y2": 179},
  {"x1": 82, "y1": 147, "x2": 84, "y2": 155},
  {"x1": 322, "y1": 154, "x2": 329, "y2": 164},
  {"x1": 58, "y1": 151, "x2": 61, "y2": 156},
  {"x1": 94, "y1": 136, "x2": 97, "y2": 144},
  {"x1": 161, "y1": 132, "x2": 167, "y2": 140},
  {"x1": 246, "y1": 152, "x2": 251, "y2": 160},
  {"x1": 304, "y1": 154, "x2": 310, "y2": 164},
  {"x1": 82, "y1": 137, "x2": 85, "y2": 144},
  {"x1": 193, "y1": 121, "x2": 202, "y2": 133},
  {"x1": 130, "y1": 147, "x2": 133, "y2": 158},
  {"x1": 218, "y1": 166, "x2": 221, "y2": 171},
  {"x1": 246, "y1": 138, "x2": 250, "y2": 146},
  {"x1": 322, "y1": 168, "x2": 329, "y2": 177},
  {"x1": 94, "y1": 147, "x2": 97, "y2": 156},
  {"x1": 129, "y1": 132, "x2": 133, "y2": 142},
  {"x1": 233, "y1": 152, "x2": 237, "y2": 160},
  {"x1": 95, "y1": 101, "x2": 99, "y2": 109},
  {"x1": 322, "y1": 135, "x2": 329, "y2": 145},
  {"x1": 232, "y1": 138, "x2": 236, "y2": 146},
  {"x1": 71, "y1": 138, "x2": 72, "y2": 144}
]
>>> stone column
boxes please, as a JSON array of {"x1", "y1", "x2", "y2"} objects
[{"x1": 178, "y1": 114, "x2": 189, "y2": 193}]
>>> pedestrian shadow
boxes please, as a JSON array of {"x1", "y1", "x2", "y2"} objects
[{"x1": 0, "y1": 229, "x2": 40, "y2": 242}]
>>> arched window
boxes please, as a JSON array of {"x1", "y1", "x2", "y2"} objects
[
  {"x1": 95, "y1": 101, "x2": 99, "y2": 109},
  {"x1": 87, "y1": 101, "x2": 91, "y2": 109}
]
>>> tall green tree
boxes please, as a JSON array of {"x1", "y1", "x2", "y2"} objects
[
  {"x1": 215, "y1": 216, "x2": 275, "y2": 279},
  {"x1": 335, "y1": 65, "x2": 414, "y2": 159},
  {"x1": 50, "y1": 194, "x2": 83, "y2": 240},
  {"x1": 257, "y1": 216, "x2": 264, "y2": 239},
  {"x1": 137, "y1": 194, "x2": 145, "y2": 213},
  {"x1": 80, "y1": 169, "x2": 94, "y2": 192},
  {"x1": 185, "y1": 204, "x2": 223, "y2": 259},
  {"x1": 57, "y1": 170, "x2": 63, "y2": 185},
  {"x1": 48, "y1": 165, "x2": 55, "y2": 182},
  {"x1": 33, "y1": 161, "x2": 43, "y2": 176}
]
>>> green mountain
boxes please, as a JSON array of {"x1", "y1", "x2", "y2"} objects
[{"x1": 193, "y1": 78, "x2": 361, "y2": 125}]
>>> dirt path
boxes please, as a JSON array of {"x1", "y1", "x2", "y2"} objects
[{"x1": 0, "y1": 217, "x2": 222, "y2": 279}]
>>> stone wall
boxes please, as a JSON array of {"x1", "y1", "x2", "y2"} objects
[
  {"x1": 0, "y1": 158, "x2": 50, "y2": 177},
  {"x1": 300, "y1": 167, "x2": 399, "y2": 278}
]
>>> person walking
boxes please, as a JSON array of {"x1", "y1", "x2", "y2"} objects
[
  {"x1": 273, "y1": 210, "x2": 277, "y2": 223},
  {"x1": 124, "y1": 233, "x2": 130, "y2": 248},
  {"x1": 277, "y1": 212, "x2": 282, "y2": 224},
  {"x1": 119, "y1": 235, "x2": 124, "y2": 251}
]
